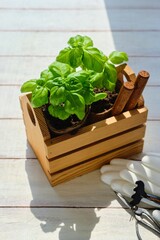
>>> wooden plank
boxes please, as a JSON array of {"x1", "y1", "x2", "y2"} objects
[
  {"x1": 50, "y1": 141, "x2": 144, "y2": 185},
  {"x1": 0, "y1": 0, "x2": 159, "y2": 239},
  {"x1": 0, "y1": 56, "x2": 53, "y2": 85},
  {"x1": 0, "y1": 86, "x2": 158, "y2": 119},
  {"x1": 48, "y1": 126, "x2": 146, "y2": 172},
  {"x1": 0, "y1": 159, "x2": 116, "y2": 207},
  {"x1": 1, "y1": 0, "x2": 160, "y2": 9},
  {"x1": 0, "y1": 120, "x2": 35, "y2": 159},
  {"x1": 0, "y1": 86, "x2": 22, "y2": 118},
  {"x1": 0, "y1": 56, "x2": 159, "y2": 85},
  {"x1": 104, "y1": 0, "x2": 160, "y2": 9},
  {"x1": 127, "y1": 57, "x2": 160, "y2": 85},
  {"x1": 45, "y1": 108, "x2": 147, "y2": 159},
  {"x1": 0, "y1": 32, "x2": 160, "y2": 57},
  {"x1": 0, "y1": 208, "x2": 158, "y2": 240},
  {"x1": 143, "y1": 87, "x2": 160, "y2": 120},
  {"x1": 0, "y1": 9, "x2": 110, "y2": 31},
  {"x1": 0, "y1": 0, "x2": 105, "y2": 9},
  {"x1": 0, "y1": 9, "x2": 160, "y2": 31},
  {"x1": 144, "y1": 121, "x2": 160, "y2": 153}
]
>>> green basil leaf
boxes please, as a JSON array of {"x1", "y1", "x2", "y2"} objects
[
  {"x1": 31, "y1": 87, "x2": 48, "y2": 108},
  {"x1": 36, "y1": 78, "x2": 45, "y2": 86},
  {"x1": 90, "y1": 72, "x2": 104, "y2": 89},
  {"x1": 45, "y1": 77, "x2": 63, "y2": 90},
  {"x1": 50, "y1": 86, "x2": 67, "y2": 106},
  {"x1": 82, "y1": 88, "x2": 95, "y2": 105},
  {"x1": 48, "y1": 104, "x2": 70, "y2": 120},
  {"x1": 56, "y1": 47, "x2": 83, "y2": 68},
  {"x1": 40, "y1": 69, "x2": 54, "y2": 81},
  {"x1": 68, "y1": 35, "x2": 93, "y2": 48},
  {"x1": 68, "y1": 35, "x2": 84, "y2": 47},
  {"x1": 82, "y1": 36, "x2": 93, "y2": 48},
  {"x1": 56, "y1": 48, "x2": 72, "y2": 66},
  {"x1": 69, "y1": 47, "x2": 83, "y2": 68},
  {"x1": 45, "y1": 80, "x2": 55, "y2": 90},
  {"x1": 20, "y1": 80, "x2": 37, "y2": 93},
  {"x1": 67, "y1": 70, "x2": 89, "y2": 83},
  {"x1": 83, "y1": 47, "x2": 106, "y2": 72},
  {"x1": 103, "y1": 63, "x2": 117, "y2": 91},
  {"x1": 94, "y1": 93, "x2": 107, "y2": 102},
  {"x1": 68, "y1": 35, "x2": 83, "y2": 47},
  {"x1": 66, "y1": 71, "x2": 89, "y2": 92},
  {"x1": 65, "y1": 93, "x2": 85, "y2": 120},
  {"x1": 109, "y1": 51, "x2": 128, "y2": 64},
  {"x1": 49, "y1": 61, "x2": 73, "y2": 78}
]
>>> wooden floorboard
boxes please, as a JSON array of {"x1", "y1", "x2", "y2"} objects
[
  {"x1": 1, "y1": 208, "x2": 159, "y2": 240},
  {"x1": 0, "y1": 0, "x2": 160, "y2": 239},
  {"x1": 0, "y1": 56, "x2": 160, "y2": 85},
  {"x1": 0, "y1": 9, "x2": 159, "y2": 31}
]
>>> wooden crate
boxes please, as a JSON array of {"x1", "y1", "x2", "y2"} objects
[{"x1": 20, "y1": 93, "x2": 148, "y2": 186}]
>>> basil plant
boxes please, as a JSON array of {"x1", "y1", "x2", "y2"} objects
[
  {"x1": 56, "y1": 35, "x2": 128, "y2": 92},
  {"x1": 21, "y1": 35, "x2": 128, "y2": 121},
  {"x1": 21, "y1": 61, "x2": 106, "y2": 120}
]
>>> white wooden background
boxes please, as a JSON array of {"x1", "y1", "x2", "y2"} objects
[{"x1": 0, "y1": 0, "x2": 160, "y2": 239}]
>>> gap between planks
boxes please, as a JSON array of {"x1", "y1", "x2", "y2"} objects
[
  {"x1": 0, "y1": 206, "x2": 128, "y2": 209},
  {"x1": 0, "y1": 29, "x2": 160, "y2": 33},
  {"x1": 0, "y1": 7, "x2": 160, "y2": 10}
]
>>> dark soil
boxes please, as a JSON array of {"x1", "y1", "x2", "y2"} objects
[
  {"x1": 91, "y1": 88, "x2": 119, "y2": 113},
  {"x1": 42, "y1": 105, "x2": 89, "y2": 136},
  {"x1": 42, "y1": 106, "x2": 80, "y2": 128}
]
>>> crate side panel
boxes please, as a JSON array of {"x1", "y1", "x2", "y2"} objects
[
  {"x1": 34, "y1": 108, "x2": 51, "y2": 141},
  {"x1": 48, "y1": 125, "x2": 146, "y2": 173},
  {"x1": 45, "y1": 107, "x2": 148, "y2": 159},
  {"x1": 50, "y1": 140, "x2": 144, "y2": 186},
  {"x1": 19, "y1": 94, "x2": 50, "y2": 172}
]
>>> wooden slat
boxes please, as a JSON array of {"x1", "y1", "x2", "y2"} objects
[
  {"x1": 48, "y1": 126, "x2": 146, "y2": 172},
  {"x1": 104, "y1": 0, "x2": 160, "y2": 9},
  {"x1": 0, "y1": 56, "x2": 53, "y2": 85},
  {"x1": 0, "y1": 9, "x2": 160, "y2": 31},
  {"x1": 0, "y1": 120, "x2": 35, "y2": 159},
  {"x1": 0, "y1": 10, "x2": 111, "y2": 31},
  {"x1": 0, "y1": 32, "x2": 160, "y2": 57},
  {"x1": 0, "y1": 0, "x2": 105, "y2": 9},
  {"x1": 0, "y1": 208, "x2": 158, "y2": 240},
  {"x1": 0, "y1": 86, "x2": 21, "y2": 118},
  {"x1": 45, "y1": 108, "x2": 147, "y2": 159},
  {"x1": 0, "y1": 56, "x2": 160, "y2": 85},
  {"x1": 1, "y1": 0, "x2": 160, "y2": 9},
  {"x1": 50, "y1": 141, "x2": 144, "y2": 185}
]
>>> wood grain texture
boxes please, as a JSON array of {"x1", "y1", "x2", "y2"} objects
[
  {"x1": 0, "y1": 56, "x2": 159, "y2": 85},
  {"x1": 0, "y1": 0, "x2": 160, "y2": 239},
  {"x1": 1, "y1": 0, "x2": 160, "y2": 9},
  {"x1": 0, "y1": 208, "x2": 159, "y2": 240},
  {"x1": 0, "y1": 32, "x2": 160, "y2": 57},
  {"x1": 0, "y1": 159, "x2": 116, "y2": 207},
  {"x1": 0, "y1": 9, "x2": 160, "y2": 31},
  {"x1": 0, "y1": 0, "x2": 105, "y2": 9}
]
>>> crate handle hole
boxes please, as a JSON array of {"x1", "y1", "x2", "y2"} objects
[{"x1": 27, "y1": 103, "x2": 36, "y2": 126}]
